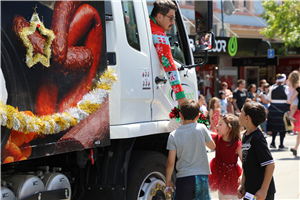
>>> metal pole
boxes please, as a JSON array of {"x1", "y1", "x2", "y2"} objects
[{"x1": 221, "y1": 0, "x2": 224, "y2": 37}]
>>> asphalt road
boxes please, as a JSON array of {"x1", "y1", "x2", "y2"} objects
[{"x1": 207, "y1": 133, "x2": 300, "y2": 200}]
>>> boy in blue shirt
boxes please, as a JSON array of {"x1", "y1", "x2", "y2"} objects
[{"x1": 165, "y1": 99, "x2": 216, "y2": 200}]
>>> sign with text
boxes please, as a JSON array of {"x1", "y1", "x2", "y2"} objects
[{"x1": 232, "y1": 57, "x2": 278, "y2": 66}]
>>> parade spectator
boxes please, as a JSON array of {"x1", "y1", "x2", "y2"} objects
[
  {"x1": 238, "y1": 101, "x2": 276, "y2": 200},
  {"x1": 247, "y1": 84, "x2": 259, "y2": 102},
  {"x1": 219, "y1": 91, "x2": 228, "y2": 115},
  {"x1": 220, "y1": 82, "x2": 234, "y2": 114},
  {"x1": 209, "y1": 97, "x2": 221, "y2": 133},
  {"x1": 233, "y1": 79, "x2": 248, "y2": 114},
  {"x1": 258, "y1": 79, "x2": 267, "y2": 94},
  {"x1": 165, "y1": 99, "x2": 215, "y2": 200},
  {"x1": 209, "y1": 114, "x2": 242, "y2": 199},
  {"x1": 286, "y1": 70, "x2": 300, "y2": 122},
  {"x1": 289, "y1": 71, "x2": 300, "y2": 156},
  {"x1": 260, "y1": 83, "x2": 271, "y2": 135},
  {"x1": 267, "y1": 74, "x2": 289, "y2": 150},
  {"x1": 198, "y1": 94, "x2": 208, "y2": 117}
]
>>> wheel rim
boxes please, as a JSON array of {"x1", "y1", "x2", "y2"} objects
[{"x1": 137, "y1": 171, "x2": 167, "y2": 200}]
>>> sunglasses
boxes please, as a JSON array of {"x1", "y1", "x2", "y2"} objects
[{"x1": 162, "y1": 14, "x2": 176, "y2": 22}]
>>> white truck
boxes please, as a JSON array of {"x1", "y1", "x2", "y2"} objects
[{"x1": 1, "y1": 1, "x2": 213, "y2": 199}]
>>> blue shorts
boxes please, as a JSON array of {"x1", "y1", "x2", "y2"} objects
[{"x1": 174, "y1": 175, "x2": 211, "y2": 200}]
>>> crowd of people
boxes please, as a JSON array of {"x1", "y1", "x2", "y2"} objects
[
  {"x1": 200, "y1": 70, "x2": 300, "y2": 154},
  {"x1": 165, "y1": 70, "x2": 299, "y2": 200}
]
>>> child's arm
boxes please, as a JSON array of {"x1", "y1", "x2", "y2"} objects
[
  {"x1": 255, "y1": 162, "x2": 275, "y2": 200},
  {"x1": 166, "y1": 150, "x2": 176, "y2": 193},
  {"x1": 205, "y1": 139, "x2": 216, "y2": 150},
  {"x1": 237, "y1": 148, "x2": 242, "y2": 163},
  {"x1": 238, "y1": 172, "x2": 246, "y2": 199},
  {"x1": 209, "y1": 109, "x2": 214, "y2": 129}
]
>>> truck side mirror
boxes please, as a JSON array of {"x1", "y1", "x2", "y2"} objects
[
  {"x1": 194, "y1": 32, "x2": 215, "y2": 51},
  {"x1": 195, "y1": 1, "x2": 213, "y2": 33}
]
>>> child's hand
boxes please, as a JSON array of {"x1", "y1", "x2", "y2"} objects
[
  {"x1": 165, "y1": 181, "x2": 175, "y2": 193},
  {"x1": 255, "y1": 188, "x2": 267, "y2": 200},
  {"x1": 237, "y1": 185, "x2": 245, "y2": 199}
]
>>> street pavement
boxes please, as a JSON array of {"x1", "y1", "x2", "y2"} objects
[{"x1": 207, "y1": 133, "x2": 300, "y2": 200}]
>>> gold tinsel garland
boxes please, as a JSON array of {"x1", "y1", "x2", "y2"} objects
[
  {"x1": 0, "y1": 68, "x2": 117, "y2": 135},
  {"x1": 19, "y1": 11, "x2": 55, "y2": 68}
]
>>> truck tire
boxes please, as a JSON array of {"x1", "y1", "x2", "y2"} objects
[{"x1": 127, "y1": 151, "x2": 175, "y2": 200}]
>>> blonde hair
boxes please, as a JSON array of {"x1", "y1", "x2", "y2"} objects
[
  {"x1": 220, "y1": 114, "x2": 241, "y2": 146},
  {"x1": 209, "y1": 97, "x2": 220, "y2": 110},
  {"x1": 288, "y1": 70, "x2": 300, "y2": 89}
]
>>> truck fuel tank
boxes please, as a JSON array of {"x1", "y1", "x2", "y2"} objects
[
  {"x1": 2, "y1": 175, "x2": 45, "y2": 200},
  {"x1": 1, "y1": 186, "x2": 16, "y2": 200}
]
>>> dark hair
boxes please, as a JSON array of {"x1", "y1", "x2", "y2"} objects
[
  {"x1": 219, "y1": 91, "x2": 225, "y2": 98},
  {"x1": 243, "y1": 101, "x2": 267, "y2": 126},
  {"x1": 237, "y1": 79, "x2": 245, "y2": 87},
  {"x1": 221, "y1": 114, "x2": 241, "y2": 146},
  {"x1": 180, "y1": 99, "x2": 200, "y2": 120},
  {"x1": 247, "y1": 84, "x2": 256, "y2": 92},
  {"x1": 221, "y1": 82, "x2": 228, "y2": 87},
  {"x1": 151, "y1": 0, "x2": 177, "y2": 17}
]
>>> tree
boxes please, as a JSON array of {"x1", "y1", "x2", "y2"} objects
[{"x1": 260, "y1": 0, "x2": 300, "y2": 48}]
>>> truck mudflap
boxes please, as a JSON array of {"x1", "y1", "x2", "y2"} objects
[{"x1": 1, "y1": 1, "x2": 113, "y2": 164}]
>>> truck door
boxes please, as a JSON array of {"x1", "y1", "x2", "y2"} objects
[
  {"x1": 108, "y1": 1, "x2": 153, "y2": 125},
  {"x1": 145, "y1": 4, "x2": 198, "y2": 121}
]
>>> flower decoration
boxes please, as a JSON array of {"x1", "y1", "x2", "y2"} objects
[
  {"x1": 169, "y1": 106, "x2": 180, "y2": 122},
  {"x1": 169, "y1": 106, "x2": 210, "y2": 129},
  {"x1": 197, "y1": 111, "x2": 210, "y2": 129}
]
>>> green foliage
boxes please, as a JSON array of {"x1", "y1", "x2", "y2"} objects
[{"x1": 260, "y1": 0, "x2": 300, "y2": 48}]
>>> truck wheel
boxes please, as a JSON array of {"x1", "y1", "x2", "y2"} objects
[{"x1": 127, "y1": 151, "x2": 175, "y2": 200}]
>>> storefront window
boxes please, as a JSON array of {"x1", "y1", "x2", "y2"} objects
[
  {"x1": 219, "y1": 67, "x2": 238, "y2": 91},
  {"x1": 197, "y1": 65, "x2": 215, "y2": 103}
]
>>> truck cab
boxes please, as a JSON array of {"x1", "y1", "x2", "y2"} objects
[{"x1": 107, "y1": 1, "x2": 197, "y2": 138}]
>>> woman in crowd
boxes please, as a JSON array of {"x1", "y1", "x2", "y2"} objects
[
  {"x1": 267, "y1": 74, "x2": 289, "y2": 150},
  {"x1": 247, "y1": 84, "x2": 259, "y2": 102},
  {"x1": 260, "y1": 82, "x2": 271, "y2": 135},
  {"x1": 257, "y1": 79, "x2": 267, "y2": 94},
  {"x1": 219, "y1": 82, "x2": 234, "y2": 114}
]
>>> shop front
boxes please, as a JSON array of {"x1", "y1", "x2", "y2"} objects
[{"x1": 190, "y1": 35, "x2": 278, "y2": 102}]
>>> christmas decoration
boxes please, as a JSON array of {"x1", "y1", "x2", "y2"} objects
[
  {"x1": 18, "y1": 5, "x2": 55, "y2": 68},
  {"x1": 167, "y1": 106, "x2": 210, "y2": 132},
  {"x1": 0, "y1": 68, "x2": 117, "y2": 136}
]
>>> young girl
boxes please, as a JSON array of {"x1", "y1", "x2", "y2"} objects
[
  {"x1": 209, "y1": 97, "x2": 221, "y2": 133},
  {"x1": 198, "y1": 94, "x2": 208, "y2": 117},
  {"x1": 219, "y1": 91, "x2": 228, "y2": 115},
  {"x1": 287, "y1": 70, "x2": 300, "y2": 122},
  {"x1": 209, "y1": 114, "x2": 242, "y2": 200},
  {"x1": 288, "y1": 71, "x2": 300, "y2": 156}
]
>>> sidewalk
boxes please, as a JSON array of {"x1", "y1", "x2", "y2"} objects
[{"x1": 207, "y1": 133, "x2": 300, "y2": 200}]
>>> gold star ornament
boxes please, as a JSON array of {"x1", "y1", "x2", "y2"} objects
[{"x1": 19, "y1": 7, "x2": 55, "y2": 68}]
